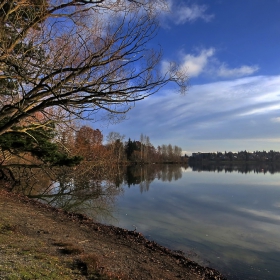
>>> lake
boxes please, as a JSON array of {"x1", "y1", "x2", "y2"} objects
[
  {"x1": 93, "y1": 164, "x2": 280, "y2": 280},
  {"x1": 12, "y1": 163, "x2": 280, "y2": 279}
]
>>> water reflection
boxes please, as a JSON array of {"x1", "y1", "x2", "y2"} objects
[
  {"x1": 3, "y1": 163, "x2": 280, "y2": 279},
  {"x1": 125, "y1": 164, "x2": 183, "y2": 192},
  {"x1": 4, "y1": 163, "x2": 124, "y2": 220},
  {"x1": 4, "y1": 164, "x2": 185, "y2": 208},
  {"x1": 109, "y1": 165, "x2": 280, "y2": 280},
  {"x1": 189, "y1": 161, "x2": 280, "y2": 174}
]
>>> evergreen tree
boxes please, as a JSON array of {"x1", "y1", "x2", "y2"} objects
[
  {"x1": 0, "y1": 122, "x2": 82, "y2": 166},
  {"x1": 125, "y1": 139, "x2": 136, "y2": 161}
]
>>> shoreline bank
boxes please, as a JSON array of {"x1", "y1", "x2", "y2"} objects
[{"x1": 0, "y1": 189, "x2": 227, "y2": 279}]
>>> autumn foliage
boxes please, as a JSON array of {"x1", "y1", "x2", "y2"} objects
[{"x1": 0, "y1": 0, "x2": 186, "y2": 183}]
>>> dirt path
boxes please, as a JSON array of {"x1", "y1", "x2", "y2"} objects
[{"x1": 0, "y1": 190, "x2": 226, "y2": 280}]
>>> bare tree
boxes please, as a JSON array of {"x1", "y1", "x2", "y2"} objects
[
  {"x1": 106, "y1": 131, "x2": 125, "y2": 163},
  {"x1": 0, "y1": 0, "x2": 186, "y2": 140},
  {"x1": 106, "y1": 132, "x2": 125, "y2": 146},
  {"x1": 140, "y1": 133, "x2": 144, "y2": 161}
]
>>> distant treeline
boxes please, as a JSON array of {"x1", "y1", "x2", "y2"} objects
[{"x1": 63, "y1": 127, "x2": 184, "y2": 164}]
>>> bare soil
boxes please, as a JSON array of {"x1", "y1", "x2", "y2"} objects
[{"x1": 0, "y1": 189, "x2": 226, "y2": 280}]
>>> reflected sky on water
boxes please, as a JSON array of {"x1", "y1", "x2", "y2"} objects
[
  {"x1": 8, "y1": 163, "x2": 280, "y2": 279},
  {"x1": 102, "y1": 165, "x2": 280, "y2": 280}
]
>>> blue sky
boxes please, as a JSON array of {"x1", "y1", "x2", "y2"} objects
[{"x1": 100, "y1": 0, "x2": 280, "y2": 155}]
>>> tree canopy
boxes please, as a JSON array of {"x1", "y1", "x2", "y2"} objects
[{"x1": 0, "y1": 0, "x2": 187, "y2": 166}]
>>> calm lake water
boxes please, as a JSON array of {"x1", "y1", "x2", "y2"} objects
[
  {"x1": 93, "y1": 165, "x2": 280, "y2": 280},
  {"x1": 12, "y1": 163, "x2": 280, "y2": 280}
]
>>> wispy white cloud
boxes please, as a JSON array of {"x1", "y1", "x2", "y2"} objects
[
  {"x1": 271, "y1": 117, "x2": 280, "y2": 123},
  {"x1": 102, "y1": 75, "x2": 280, "y2": 152},
  {"x1": 238, "y1": 104, "x2": 280, "y2": 117},
  {"x1": 217, "y1": 64, "x2": 259, "y2": 78},
  {"x1": 178, "y1": 48, "x2": 215, "y2": 77},
  {"x1": 162, "y1": 48, "x2": 260, "y2": 79},
  {"x1": 162, "y1": 1, "x2": 214, "y2": 25},
  {"x1": 173, "y1": 3, "x2": 214, "y2": 24}
]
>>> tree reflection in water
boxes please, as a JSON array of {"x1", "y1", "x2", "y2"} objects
[
  {"x1": 4, "y1": 162, "x2": 280, "y2": 218},
  {"x1": 2, "y1": 164, "x2": 185, "y2": 217},
  {"x1": 189, "y1": 161, "x2": 280, "y2": 174},
  {"x1": 124, "y1": 164, "x2": 183, "y2": 193},
  {"x1": 4, "y1": 163, "x2": 124, "y2": 221}
]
